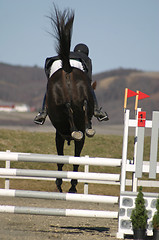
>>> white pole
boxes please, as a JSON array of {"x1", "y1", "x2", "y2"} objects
[
  {"x1": 5, "y1": 150, "x2": 10, "y2": 189},
  {"x1": 120, "y1": 109, "x2": 130, "y2": 192},
  {"x1": 0, "y1": 205, "x2": 118, "y2": 219},
  {"x1": 84, "y1": 164, "x2": 89, "y2": 194},
  {"x1": 0, "y1": 152, "x2": 121, "y2": 167},
  {"x1": 0, "y1": 168, "x2": 120, "y2": 182},
  {"x1": 5, "y1": 161, "x2": 10, "y2": 189},
  {"x1": 0, "y1": 189, "x2": 119, "y2": 204},
  {"x1": 132, "y1": 108, "x2": 141, "y2": 192}
]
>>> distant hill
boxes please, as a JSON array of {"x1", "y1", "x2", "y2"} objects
[
  {"x1": 93, "y1": 68, "x2": 159, "y2": 123},
  {"x1": 0, "y1": 62, "x2": 159, "y2": 124},
  {"x1": 0, "y1": 63, "x2": 46, "y2": 109}
]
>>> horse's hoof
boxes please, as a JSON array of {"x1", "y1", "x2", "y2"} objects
[
  {"x1": 71, "y1": 131, "x2": 83, "y2": 141},
  {"x1": 86, "y1": 128, "x2": 96, "y2": 137},
  {"x1": 68, "y1": 186, "x2": 77, "y2": 193}
]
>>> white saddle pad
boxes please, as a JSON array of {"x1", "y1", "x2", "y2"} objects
[{"x1": 49, "y1": 59, "x2": 84, "y2": 77}]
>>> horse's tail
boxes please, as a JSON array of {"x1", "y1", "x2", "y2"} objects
[{"x1": 50, "y1": 6, "x2": 74, "y2": 73}]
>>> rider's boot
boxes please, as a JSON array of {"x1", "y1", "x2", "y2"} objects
[{"x1": 92, "y1": 89, "x2": 109, "y2": 122}]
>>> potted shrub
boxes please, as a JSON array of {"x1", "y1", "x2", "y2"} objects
[
  {"x1": 152, "y1": 197, "x2": 159, "y2": 240},
  {"x1": 130, "y1": 186, "x2": 148, "y2": 240}
]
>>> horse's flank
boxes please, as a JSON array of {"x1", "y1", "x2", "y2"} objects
[{"x1": 47, "y1": 68, "x2": 93, "y2": 128}]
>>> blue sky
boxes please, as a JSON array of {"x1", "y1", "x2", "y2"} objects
[{"x1": 0, "y1": 0, "x2": 159, "y2": 74}]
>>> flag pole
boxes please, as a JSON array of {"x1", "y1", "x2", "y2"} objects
[
  {"x1": 124, "y1": 88, "x2": 128, "y2": 111},
  {"x1": 135, "y1": 90, "x2": 139, "y2": 113}
]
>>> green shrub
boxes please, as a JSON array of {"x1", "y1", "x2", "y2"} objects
[
  {"x1": 152, "y1": 198, "x2": 159, "y2": 230},
  {"x1": 130, "y1": 186, "x2": 148, "y2": 230}
]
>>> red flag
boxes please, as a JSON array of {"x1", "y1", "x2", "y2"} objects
[
  {"x1": 124, "y1": 88, "x2": 137, "y2": 109},
  {"x1": 127, "y1": 89, "x2": 137, "y2": 98},
  {"x1": 138, "y1": 91, "x2": 150, "y2": 100}
]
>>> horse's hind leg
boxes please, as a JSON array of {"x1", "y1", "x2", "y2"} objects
[
  {"x1": 55, "y1": 131, "x2": 64, "y2": 193},
  {"x1": 66, "y1": 103, "x2": 83, "y2": 141},
  {"x1": 68, "y1": 138, "x2": 85, "y2": 193},
  {"x1": 83, "y1": 100, "x2": 96, "y2": 137}
]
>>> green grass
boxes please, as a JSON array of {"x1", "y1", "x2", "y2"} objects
[
  {"x1": 0, "y1": 129, "x2": 123, "y2": 157},
  {"x1": 0, "y1": 129, "x2": 158, "y2": 195}
]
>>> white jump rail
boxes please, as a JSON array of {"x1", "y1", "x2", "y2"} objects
[
  {"x1": 0, "y1": 189, "x2": 118, "y2": 204},
  {"x1": 0, "y1": 152, "x2": 121, "y2": 166},
  {"x1": 0, "y1": 168, "x2": 120, "y2": 182},
  {"x1": 0, "y1": 205, "x2": 118, "y2": 219},
  {"x1": 0, "y1": 152, "x2": 121, "y2": 190},
  {"x1": 0, "y1": 152, "x2": 120, "y2": 220}
]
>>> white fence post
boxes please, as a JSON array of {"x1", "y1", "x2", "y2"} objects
[
  {"x1": 84, "y1": 163, "x2": 89, "y2": 194},
  {"x1": 5, "y1": 150, "x2": 10, "y2": 189},
  {"x1": 149, "y1": 111, "x2": 159, "y2": 178},
  {"x1": 132, "y1": 108, "x2": 141, "y2": 192},
  {"x1": 120, "y1": 109, "x2": 129, "y2": 192}
]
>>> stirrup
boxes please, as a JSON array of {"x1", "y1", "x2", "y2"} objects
[
  {"x1": 34, "y1": 112, "x2": 46, "y2": 125},
  {"x1": 34, "y1": 118, "x2": 46, "y2": 125},
  {"x1": 97, "y1": 114, "x2": 109, "y2": 122},
  {"x1": 95, "y1": 109, "x2": 109, "y2": 122}
]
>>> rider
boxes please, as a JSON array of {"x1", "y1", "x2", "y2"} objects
[{"x1": 34, "y1": 43, "x2": 109, "y2": 125}]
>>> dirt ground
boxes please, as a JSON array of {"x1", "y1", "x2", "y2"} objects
[{"x1": 0, "y1": 196, "x2": 135, "y2": 240}]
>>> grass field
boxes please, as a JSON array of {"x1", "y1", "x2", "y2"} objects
[{"x1": 0, "y1": 129, "x2": 158, "y2": 195}]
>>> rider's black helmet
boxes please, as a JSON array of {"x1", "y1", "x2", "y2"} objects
[{"x1": 74, "y1": 43, "x2": 89, "y2": 56}]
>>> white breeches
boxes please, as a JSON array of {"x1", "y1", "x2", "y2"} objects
[{"x1": 49, "y1": 59, "x2": 84, "y2": 77}]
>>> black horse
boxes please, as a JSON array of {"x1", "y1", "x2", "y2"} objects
[{"x1": 46, "y1": 7, "x2": 95, "y2": 193}]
